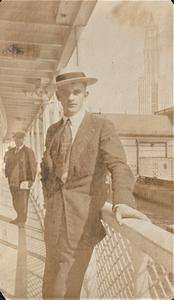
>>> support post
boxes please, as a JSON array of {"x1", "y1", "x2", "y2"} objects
[
  {"x1": 165, "y1": 142, "x2": 168, "y2": 158},
  {"x1": 35, "y1": 118, "x2": 41, "y2": 164},
  {"x1": 136, "y1": 139, "x2": 140, "y2": 176}
]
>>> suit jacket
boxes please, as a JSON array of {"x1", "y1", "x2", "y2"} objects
[
  {"x1": 41, "y1": 112, "x2": 136, "y2": 249},
  {"x1": 5, "y1": 145, "x2": 37, "y2": 185}
]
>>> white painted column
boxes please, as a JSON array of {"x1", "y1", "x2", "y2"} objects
[
  {"x1": 49, "y1": 94, "x2": 61, "y2": 124},
  {"x1": 35, "y1": 117, "x2": 41, "y2": 164},
  {"x1": 25, "y1": 131, "x2": 31, "y2": 147},
  {"x1": 43, "y1": 104, "x2": 50, "y2": 136},
  {"x1": 31, "y1": 123, "x2": 36, "y2": 153},
  {"x1": 30, "y1": 126, "x2": 34, "y2": 151},
  {"x1": 0, "y1": 140, "x2": 3, "y2": 167}
]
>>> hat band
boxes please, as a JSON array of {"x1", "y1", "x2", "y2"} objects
[{"x1": 56, "y1": 72, "x2": 86, "y2": 83}]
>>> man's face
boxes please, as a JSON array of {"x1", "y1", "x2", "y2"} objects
[
  {"x1": 14, "y1": 136, "x2": 24, "y2": 148},
  {"x1": 56, "y1": 82, "x2": 87, "y2": 117}
]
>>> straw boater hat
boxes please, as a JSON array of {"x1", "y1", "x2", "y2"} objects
[
  {"x1": 55, "y1": 72, "x2": 98, "y2": 87},
  {"x1": 13, "y1": 131, "x2": 26, "y2": 138}
]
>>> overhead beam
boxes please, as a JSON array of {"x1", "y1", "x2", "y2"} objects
[
  {"x1": 4, "y1": 100, "x2": 42, "y2": 107},
  {"x1": 9, "y1": 107, "x2": 39, "y2": 114},
  {"x1": 0, "y1": 58, "x2": 55, "y2": 72},
  {"x1": 6, "y1": 112, "x2": 38, "y2": 118},
  {"x1": 5, "y1": 107, "x2": 39, "y2": 115},
  {"x1": 0, "y1": 81, "x2": 35, "y2": 90},
  {"x1": 0, "y1": 90, "x2": 42, "y2": 100},
  {"x1": 6, "y1": 114, "x2": 37, "y2": 119},
  {"x1": 0, "y1": 41, "x2": 61, "y2": 61},
  {"x1": 0, "y1": 75, "x2": 38, "y2": 85},
  {"x1": 6, "y1": 108, "x2": 39, "y2": 115},
  {"x1": 0, "y1": 68, "x2": 52, "y2": 79},
  {"x1": 5, "y1": 102, "x2": 39, "y2": 108},
  {"x1": 0, "y1": 38, "x2": 62, "y2": 48},
  {"x1": 55, "y1": 0, "x2": 97, "y2": 73},
  {"x1": 0, "y1": 20, "x2": 69, "y2": 32},
  {"x1": 0, "y1": 20, "x2": 67, "y2": 46},
  {"x1": 0, "y1": 86, "x2": 33, "y2": 93},
  {"x1": 0, "y1": 52, "x2": 57, "y2": 64},
  {"x1": 0, "y1": 1, "x2": 60, "y2": 25},
  {"x1": 4, "y1": 107, "x2": 41, "y2": 114},
  {"x1": 2, "y1": 100, "x2": 41, "y2": 107},
  {"x1": 4, "y1": 98, "x2": 40, "y2": 104},
  {"x1": 56, "y1": 0, "x2": 81, "y2": 25}
]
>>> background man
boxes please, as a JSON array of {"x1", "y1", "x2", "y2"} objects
[
  {"x1": 4, "y1": 131, "x2": 37, "y2": 227},
  {"x1": 41, "y1": 72, "x2": 149, "y2": 299}
]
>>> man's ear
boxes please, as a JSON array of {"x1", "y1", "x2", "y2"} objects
[
  {"x1": 85, "y1": 91, "x2": 89, "y2": 98},
  {"x1": 55, "y1": 91, "x2": 60, "y2": 100}
]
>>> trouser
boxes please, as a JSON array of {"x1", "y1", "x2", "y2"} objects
[
  {"x1": 43, "y1": 241, "x2": 93, "y2": 299},
  {"x1": 43, "y1": 209, "x2": 94, "y2": 299},
  {"x1": 9, "y1": 186, "x2": 30, "y2": 223}
]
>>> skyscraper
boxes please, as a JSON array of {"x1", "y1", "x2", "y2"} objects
[{"x1": 139, "y1": 16, "x2": 159, "y2": 114}]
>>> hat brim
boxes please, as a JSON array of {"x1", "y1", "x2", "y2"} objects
[
  {"x1": 13, "y1": 132, "x2": 26, "y2": 138},
  {"x1": 55, "y1": 77, "x2": 97, "y2": 87}
]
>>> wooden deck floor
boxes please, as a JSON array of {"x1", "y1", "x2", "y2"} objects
[
  {"x1": 0, "y1": 171, "x2": 45, "y2": 299},
  {"x1": 0, "y1": 171, "x2": 91, "y2": 299}
]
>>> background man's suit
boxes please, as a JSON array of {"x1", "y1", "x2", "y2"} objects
[
  {"x1": 5, "y1": 145, "x2": 37, "y2": 224},
  {"x1": 41, "y1": 112, "x2": 136, "y2": 298}
]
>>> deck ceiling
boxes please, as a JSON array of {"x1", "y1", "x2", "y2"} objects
[{"x1": 0, "y1": 0, "x2": 96, "y2": 140}]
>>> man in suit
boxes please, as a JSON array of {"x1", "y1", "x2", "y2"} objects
[
  {"x1": 41, "y1": 72, "x2": 149, "y2": 299},
  {"x1": 5, "y1": 131, "x2": 37, "y2": 227}
]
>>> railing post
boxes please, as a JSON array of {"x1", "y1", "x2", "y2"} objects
[
  {"x1": 31, "y1": 124, "x2": 35, "y2": 152},
  {"x1": 131, "y1": 246, "x2": 151, "y2": 298},
  {"x1": 0, "y1": 140, "x2": 3, "y2": 164},
  {"x1": 25, "y1": 131, "x2": 30, "y2": 147},
  {"x1": 35, "y1": 117, "x2": 41, "y2": 164},
  {"x1": 91, "y1": 203, "x2": 174, "y2": 299},
  {"x1": 136, "y1": 139, "x2": 140, "y2": 175},
  {"x1": 81, "y1": 249, "x2": 98, "y2": 298},
  {"x1": 30, "y1": 115, "x2": 45, "y2": 226},
  {"x1": 43, "y1": 103, "x2": 50, "y2": 141}
]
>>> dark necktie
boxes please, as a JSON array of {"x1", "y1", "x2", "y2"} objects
[
  {"x1": 15, "y1": 147, "x2": 20, "y2": 153},
  {"x1": 57, "y1": 118, "x2": 72, "y2": 182}
]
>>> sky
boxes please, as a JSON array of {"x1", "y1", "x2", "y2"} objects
[{"x1": 65, "y1": 0, "x2": 173, "y2": 114}]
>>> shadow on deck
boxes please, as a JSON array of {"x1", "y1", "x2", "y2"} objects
[{"x1": 0, "y1": 172, "x2": 45, "y2": 299}]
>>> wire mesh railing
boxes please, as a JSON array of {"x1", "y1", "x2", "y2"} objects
[
  {"x1": 83, "y1": 202, "x2": 174, "y2": 299},
  {"x1": 31, "y1": 180, "x2": 174, "y2": 299}
]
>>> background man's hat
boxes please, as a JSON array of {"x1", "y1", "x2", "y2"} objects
[
  {"x1": 55, "y1": 72, "x2": 97, "y2": 87},
  {"x1": 13, "y1": 131, "x2": 26, "y2": 138}
]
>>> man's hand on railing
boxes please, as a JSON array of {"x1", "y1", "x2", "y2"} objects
[{"x1": 113, "y1": 204, "x2": 151, "y2": 225}]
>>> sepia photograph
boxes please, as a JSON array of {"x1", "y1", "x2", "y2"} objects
[{"x1": 0, "y1": 0, "x2": 173, "y2": 299}]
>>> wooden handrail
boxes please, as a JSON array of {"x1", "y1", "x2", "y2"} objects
[{"x1": 101, "y1": 202, "x2": 174, "y2": 273}]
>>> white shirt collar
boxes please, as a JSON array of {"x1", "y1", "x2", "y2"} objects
[
  {"x1": 15, "y1": 144, "x2": 24, "y2": 152},
  {"x1": 62, "y1": 107, "x2": 86, "y2": 142},
  {"x1": 63, "y1": 107, "x2": 86, "y2": 127}
]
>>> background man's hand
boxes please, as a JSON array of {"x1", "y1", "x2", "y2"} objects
[
  {"x1": 28, "y1": 181, "x2": 33, "y2": 188},
  {"x1": 114, "y1": 204, "x2": 151, "y2": 225}
]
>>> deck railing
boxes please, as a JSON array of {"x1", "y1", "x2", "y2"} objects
[
  {"x1": 30, "y1": 178, "x2": 174, "y2": 299},
  {"x1": 83, "y1": 202, "x2": 174, "y2": 299}
]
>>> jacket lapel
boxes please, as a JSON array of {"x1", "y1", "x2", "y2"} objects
[
  {"x1": 69, "y1": 112, "x2": 96, "y2": 164},
  {"x1": 51, "y1": 113, "x2": 97, "y2": 180}
]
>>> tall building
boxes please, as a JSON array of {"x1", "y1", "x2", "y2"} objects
[{"x1": 139, "y1": 16, "x2": 159, "y2": 114}]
